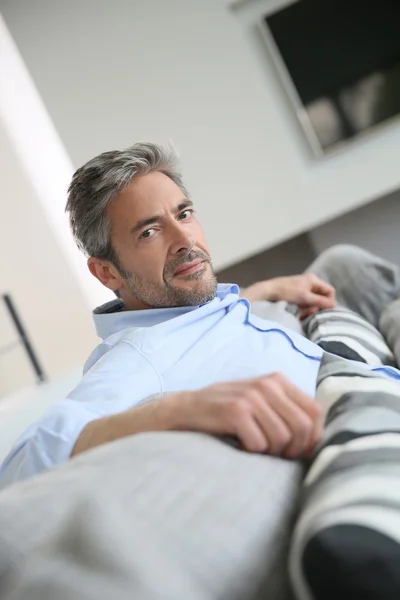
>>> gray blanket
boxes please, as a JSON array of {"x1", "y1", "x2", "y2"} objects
[{"x1": 0, "y1": 432, "x2": 302, "y2": 600}]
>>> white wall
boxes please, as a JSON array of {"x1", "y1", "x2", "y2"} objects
[
  {"x1": 0, "y1": 13, "x2": 112, "y2": 310},
  {"x1": 1, "y1": 0, "x2": 400, "y2": 270},
  {"x1": 309, "y1": 189, "x2": 400, "y2": 268},
  {"x1": 0, "y1": 120, "x2": 97, "y2": 397}
]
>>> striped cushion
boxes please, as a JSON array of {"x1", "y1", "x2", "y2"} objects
[
  {"x1": 303, "y1": 306, "x2": 395, "y2": 367},
  {"x1": 289, "y1": 352, "x2": 400, "y2": 599}
]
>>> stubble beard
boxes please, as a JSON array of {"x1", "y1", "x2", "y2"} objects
[{"x1": 119, "y1": 251, "x2": 218, "y2": 308}]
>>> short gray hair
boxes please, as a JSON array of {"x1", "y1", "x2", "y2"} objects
[{"x1": 66, "y1": 142, "x2": 188, "y2": 264}]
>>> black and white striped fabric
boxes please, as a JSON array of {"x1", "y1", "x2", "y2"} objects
[
  {"x1": 289, "y1": 351, "x2": 400, "y2": 600},
  {"x1": 304, "y1": 306, "x2": 396, "y2": 367}
]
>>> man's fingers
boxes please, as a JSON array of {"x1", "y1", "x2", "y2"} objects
[
  {"x1": 300, "y1": 291, "x2": 336, "y2": 310},
  {"x1": 227, "y1": 390, "x2": 292, "y2": 455},
  {"x1": 266, "y1": 373, "x2": 322, "y2": 421},
  {"x1": 270, "y1": 394, "x2": 314, "y2": 457},
  {"x1": 308, "y1": 275, "x2": 336, "y2": 298},
  {"x1": 299, "y1": 306, "x2": 319, "y2": 320},
  {"x1": 252, "y1": 398, "x2": 292, "y2": 456},
  {"x1": 235, "y1": 413, "x2": 269, "y2": 453},
  {"x1": 257, "y1": 378, "x2": 315, "y2": 457},
  {"x1": 297, "y1": 276, "x2": 336, "y2": 311},
  {"x1": 203, "y1": 374, "x2": 324, "y2": 458}
]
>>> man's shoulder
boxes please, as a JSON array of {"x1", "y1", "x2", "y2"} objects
[
  {"x1": 82, "y1": 330, "x2": 143, "y2": 375},
  {"x1": 83, "y1": 341, "x2": 115, "y2": 375}
]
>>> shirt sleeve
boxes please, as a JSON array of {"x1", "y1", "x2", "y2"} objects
[
  {"x1": 372, "y1": 365, "x2": 400, "y2": 381},
  {"x1": 0, "y1": 341, "x2": 161, "y2": 489}
]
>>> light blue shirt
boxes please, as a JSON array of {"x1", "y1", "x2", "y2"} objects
[{"x1": 0, "y1": 284, "x2": 397, "y2": 488}]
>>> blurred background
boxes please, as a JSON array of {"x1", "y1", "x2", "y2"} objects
[{"x1": 1, "y1": 0, "x2": 400, "y2": 403}]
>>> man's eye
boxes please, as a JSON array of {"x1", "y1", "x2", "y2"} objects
[
  {"x1": 179, "y1": 209, "x2": 194, "y2": 220},
  {"x1": 140, "y1": 229, "x2": 154, "y2": 240}
]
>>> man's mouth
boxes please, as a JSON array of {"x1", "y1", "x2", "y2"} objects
[{"x1": 173, "y1": 260, "x2": 206, "y2": 277}]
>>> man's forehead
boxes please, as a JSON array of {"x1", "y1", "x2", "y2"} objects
[
  {"x1": 109, "y1": 172, "x2": 191, "y2": 228},
  {"x1": 117, "y1": 172, "x2": 184, "y2": 206}
]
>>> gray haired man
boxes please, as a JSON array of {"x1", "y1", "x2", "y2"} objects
[{"x1": 1, "y1": 142, "x2": 399, "y2": 489}]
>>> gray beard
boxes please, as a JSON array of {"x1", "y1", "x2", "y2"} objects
[{"x1": 119, "y1": 251, "x2": 218, "y2": 308}]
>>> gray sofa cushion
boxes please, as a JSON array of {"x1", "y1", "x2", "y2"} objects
[{"x1": 0, "y1": 432, "x2": 303, "y2": 600}]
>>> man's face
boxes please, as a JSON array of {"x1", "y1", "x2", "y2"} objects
[{"x1": 95, "y1": 171, "x2": 217, "y2": 310}]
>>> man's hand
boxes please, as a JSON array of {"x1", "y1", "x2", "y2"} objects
[
  {"x1": 172, "y1": 373, "x2": 323, "y2": 458},
  {"x1": 73, "y1": 373, "x2": 323, "y2": 460},
  {"x1": 242, "y1": 274, "x2": 336, "y2": 317}
]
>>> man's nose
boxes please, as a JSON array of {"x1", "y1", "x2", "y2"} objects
[{"x1": 169, "y1": 224, "x2": 195, "y2": 255}]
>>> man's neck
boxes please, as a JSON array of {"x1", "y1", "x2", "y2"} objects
[{"x1": 121, "y1": 296, "x2": 151, "y2": 311}]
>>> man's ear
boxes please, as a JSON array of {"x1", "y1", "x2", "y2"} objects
[{"x1": 87, "y1": 257, "x2": 122, "y2": 293}]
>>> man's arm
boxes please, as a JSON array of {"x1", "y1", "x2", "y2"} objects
[
  {"x1": 71, "y1": 396, "x2": 177, "y2": 456},
  {"x1": 241, "y1": 274, "x2": 336, "y2": 316},
  {"x1": 0, "y1": 339, "x2": 323, "y2": 489},
  {"x1": 0, "y1": 341, "x2": 160, "y2": 488},
  {"x1": 72, "y1": 373, "x2": 323, "y2": 460}
]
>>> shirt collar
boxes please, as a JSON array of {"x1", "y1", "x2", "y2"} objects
[{"x1": 93, "y1": 284, "x2": 239, "y2": 340}]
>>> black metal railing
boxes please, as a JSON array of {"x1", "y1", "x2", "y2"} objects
[{"x1": 0, "y1": 294, "x2": 46, "y2": 384}]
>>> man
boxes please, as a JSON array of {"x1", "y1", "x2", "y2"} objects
[{"x1": 1, "y1": 142, "x2": 399, "y2": 488}]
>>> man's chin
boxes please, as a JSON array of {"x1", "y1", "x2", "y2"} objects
[{"x1": 168, "y1": 275, "x2": 217, "y2": 306}]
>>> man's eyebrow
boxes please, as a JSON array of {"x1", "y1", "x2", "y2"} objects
[
  {"x1": 130, "y1": 199, "x2": 193, "y2": 235},
  {"x1": 174, "y1": 199, "x2": 193, "y2": 213},
  {"x1": 130, "y1": 215, "x2": 162, "y2": 235}
]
